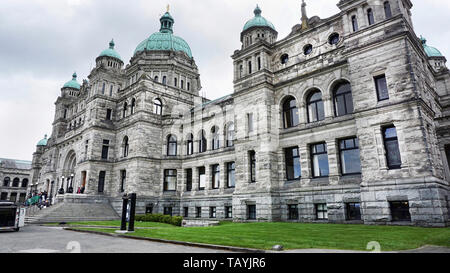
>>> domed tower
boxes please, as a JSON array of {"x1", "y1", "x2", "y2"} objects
[
  {"x1": 421, "y1": 36, "x2": 447, "y2": 72},
  {"x1": 96, "y1": 39, "x2": 124, "y2": 70},
  {"x1": 131, "y1": 8, "x2": 201, "y2": 94},
  {"x1": 61, "y1": 72, "x2": 81, "y2": 97},
  {"x1": 241, "y1": 5, "x2": 278, "y2": 49}
]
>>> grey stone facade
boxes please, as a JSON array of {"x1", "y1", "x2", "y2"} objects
[
  {"x1": 31, "y1": 0, "x2": 450, "y2": 226},
  {"x1": 0, "y1": 158, "x2": 31, "y2": 203}
]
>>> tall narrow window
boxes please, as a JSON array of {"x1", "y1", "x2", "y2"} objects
[
  {"x1": 211, "y1": 126, "x2": 220, "y2": 150},
  {"x1": 239, "y1": 65, "x2": 243, "y2": 78},
  {"x1": 123, "y1": 136, "x2": 129, "y2": 157},
  {"x1": 375, "y1": 75, "x2": 389, "y2": 101},
  {"x1": 199, "y1": 130, "x2": 207, "y2": 153},
  {"x1": 198, "y1": 167, "x2": 206, "y2": 190},
  {"x1": 285, "y1": 147, "x2": 301, "y2": 180},
  {"x1": 164, "y1": 169, "x2": 177, "y2": 191},
  {"x1": 101, "y1": 140, "x2": 109, "y2": 160},
  {"x1": 186, "y1": 169, "x2": 192, "y2": 191},
  {"x1": 247, "y1": 205, "x2": 256, "y2": 220},
  {"x1": 12, "y1": 178, "x2": 20, "y2": 187},
  {"x1": 153, "y1": 98, "x2": 162, "y2": 115},
  {"x1": 226, "y1": 123, "x2": 235, "y2": 147},
  {"x1": 3, "y1": 177, "x2": 10, "y2": 187},
  {"x1": 288, "y1": 204, "x2": 299, "y2": 220},
  {"x1": 196, "y1": 207, "x2": 202, "y2": 218},
  {"x1": 186, "y1": 134, "x2": 194, "y2": 155},
  {"x1": 316, "y1": 204, "x2": 328, "y2": 220},
  {"x1": 211, "y1": 164, "x2": 220, "y2": 189},
  {"x1": 154, "y1": 76, "x2": 159, "y2": 82},
  {"x1": 257, "y1": 57, "x2": 261, "y2": 70},
  {"x1": 383, "y1": 126, "x2": 402, "y2": 169},
  {"x1": 307, "y1": 90, "x2": 325, "y2": 123},
  {"x1": 339, "y1": 137, "x2": 361, "y2": 175},
  {"x1": 181, "y1": 80, "x2": 184, "y2": 89},
  {"x1": 248, "y1": 61, "x2": 252, "y2": 74},
  {"x1": 102, "y1": 83, "x2": 105, "y2": 94},
  {"x1": 174, "y1": 78, "x2": 178, "y2": 87},
  {"x1": 167, "y1": 135, "x2": 177, "y2": 156},
  {"x1": 130, "y1": 98, "x2": 136, "y2": 115},
  {"x1": 351, "y1": 15, "x2": 358, "y2": 32},
  {"x1": 283, "y1": 96, "x2": 299, "y2": 128},
  {"x1": 106, "y1": 109, "x2": 112, "y2": 120},
  {"x1": 162, "y1": 76, "x2": 167, "y2": 85},
  {"x1": 187, "y1": 82, "x2": 191, "y2": 91},
  {"x1": 311, "y1": 143, "x2": 329, "y2": 178},
  {"x1": 249, "y1": 151, "x2": 256, "y2": 183},
  {"x1": 183, "y1": 207, "x2": 189, "y2": 217},
  {"x1": 367, "y1": 8, "x2": 375, "y2": 25},
  {"x1": 98, "y1": 171, "x2": 105, "y2": 193},
  {"x1": 210, "y1": 207, "x2": 217, "y2": 218},
  {"x1": 384, "y1": 1, "x2": 392, "y2": 19},
  {"x1": 225, "y1": 206, "x2": 232, "y2": 218},
  {"x1": 109, "y1": 85, "x2": 113, "y2": 96},
  {"x1": 21, "y1": 179, "x2": 28, "y2": 188},
  {"x1": 334, "y1": 82, "x2": 354, "y2": 116},
  {"x1": 120, "y1": 170, "x2": 126, "y2": 192},
  {"x1": 227, "y1": 162, "x2": 236, "y2": 188},
  {"x1": 123, "y1": 102, "x2": 128, "y2": 118}
]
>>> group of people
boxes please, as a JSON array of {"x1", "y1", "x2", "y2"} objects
[{"x1": 25, "y1": 191, "x2": 51, "y2": 209}]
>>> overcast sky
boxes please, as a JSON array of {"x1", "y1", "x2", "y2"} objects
[{"x1": 0, "y1": 0, "x2": 449, "y2": 161}]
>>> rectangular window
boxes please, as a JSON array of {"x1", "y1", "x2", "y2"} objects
[
  {"x1": 249, "y1": 151, "x2": 256, "y2": 183},
  {"x1": 211, "y1": 165, "x2": 220, "y2": 189},
  {"x1": 210, "y1": 207, "x2": 216, "y2": 218},
  {"x1": 0, "y1": 192, "x2": 7, "y2": 200},
  {"x1": 183, "y1": 207, "x2": 189, "y2": 218},
  {"x1": 196, "y1": 207, "x2": 202, "y2": 218},
  {"x1": 383, "y1": 126, "x2": 402, "y2": 169},
  {"x1": 198, "y1": 167, "x2": 205, "y2": 190},
  {"x1": 227, "y1": 162, "x2": 235, "y2": 188},
  {"x1": 390, "y1": 201, "x2": 411, "y2": 222},
  {"x1": 10, "y1": 193, "x2": 17, "y2": 202},
  {"x1": 98, "y1": 171, "x2": 106, "y2": 193},
  {"x1": 351, "y1": 15, "x2": 358, "y2": 32},
  {"x1": 109, "y1": 85, "x2": 113, "y2": 96},
  {"x1": 186, "y1": 169, "x2": 192, "y2": 192},
  {"x1": 339, "y1": 137, "x2": 362, "y2": 175},
  {"x1": 375, "y1": 75, "x2": 389, "y2": 101},
  {"x1": 225, "y1": 206, "x2": 232, "y2": 219},
  {"x1": 164, "y1": 169, "x2": 177, "y2": 191},
  {"x1": 247, "y1": 113, "x2": 254, "y2": 133},
  {"x1": 163, "y1": 207, "x2": 172, "y2": 216},
  {"x1": 288, "y1": 204, "x2": 299, "y2": 220},
  {"x1": 145, "y1": 206, "x2": 153, "y2": 214},
  {"x1": 316, "y1": 203, "x2": 328, "y2": 220},
  {"x1": 346, "y1": 202, "x2": 361, "y2": 220},
  {"x1": 106, "y1": 109, "x2": 112, "y2": 120},
  {"x1": 311, "y1": 143, "x2": 329, "y2": 178},
  {"x1": 120, "y1": 170, "x2": 126, "y2": 192},
  {"x1": 101, "y1": 140, "x2": 109, "y2": 160},
  {"x1": 247, "y1": 205, "x2": 256, "y2": 220},
  {"x1": 19, "y1": 193, "x2": 26, "y2": 203},
  {"x1": 285, "y1": 147, "x2": 301, "y2": 180}
]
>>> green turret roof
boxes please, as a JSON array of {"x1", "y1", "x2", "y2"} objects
[
  {"x1": 243, "y1": 5, "x2": 276, "y2": 32},
  {"x1": 62, "y1": 72, "x2": 81, "y2": 90},
  {"x1": 134, "y1": 11, "x2": 193, "y2": 58},
  {"x1": 99, "y1": 39, "x2": 123, "y2": 61},
  {"x1": 37, "y1": 134, "x2": 48, "y2": 146},
  {"x1": 421, "y1": 36, "x2": 444, "y2": 58}
]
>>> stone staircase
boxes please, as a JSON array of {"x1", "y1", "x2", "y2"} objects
[{"x1": 24, "y1": 194, "x2": 120, "y2": 224}]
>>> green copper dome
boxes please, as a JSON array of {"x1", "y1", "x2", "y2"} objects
[
  {"x1": 62, "y1": 72, "x2": 81, "y2": 90},
  {"x1": 243, "y1": 5, "x2": 276, "y2": 32},
  {"x1": 99, "y1": 39, "x2": 123, "y2": 61},
  {"x1": 37, "y1": 134, "x2": 48, "y2": 146},
  {"x1": 134, "y1": 11, "x2": 193, "y2": 58},
  {"x1": 421, "y1": 36, "x2": 444, "y2": 58}
]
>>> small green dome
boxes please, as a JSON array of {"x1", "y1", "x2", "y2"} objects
[
  {"x1": 37, "y1": 134, "x2": 48, "y2": 146},
  {"x1": 99, "y1": 39, "x2": 123, "y2": 61},
  {"x1": 243, "y1": 5, "x2": 276, "y2": 32},
  {"x1": 421, "y1": 36, "x2": 443, "y2": 58},
  {"x1": 134, "y1": 11, "x2": 193, "y2": 58},
  {"x1": 62, "y1": 72, "x2": 81, "y2": 90}
]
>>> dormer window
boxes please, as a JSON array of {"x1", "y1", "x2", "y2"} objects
[{"x1": 281, "y1": 54, "x2": 289, "y2": 64}]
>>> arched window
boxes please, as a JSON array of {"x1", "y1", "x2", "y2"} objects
[
  {"x1": 307, "y1": 90, "x2": 325, "y2": 123},
  {"x1": 226, "y1": 123, "x2": 235, "y2": 147},
  {"x1": 367, "y1": 8, "x2": 375, "y2": 25},
  {"x1": 384, "y1": 1, "x2": 392, "y2": 19},
  {"x1": 282, "y1": 96, "x2": 299, "y2": 129},
  {"x1": 187, "y1": 82, "x2": 191, "y2": 91},
  {"x1": 123, "y1": 136, "x2": 129, "y2": 157},
  {"x1": 3, "y1": 177, "x2": 10, "y2": 187},
  {"x1": 351, "y1": 15, "x2": 358, "y2": 32},
  {"x1": 123, "y1": 102, "x2": 128, "y2": 118},
  {"x1": 12, "y1": 178, "x2": 20, "y2": 187},
  {"x1": 131, "y1": 98, "x2": 136, "y2": 115},
  {"x1": 154, "y1": 76, "x2": 159, "y2": 82},
  {"x1": 198, "y1": 130, "x2": 207, "y2": 153},
  {"x1": 333, "y1": 81, "x2": 354, "y2": 117},
  {"x1": 211, "y1": 126, "x2": 220, "y2": 150},
  {"x1": 22, "y1": 178, "x2": 28, "y2": 188},
  {"x1": 167, "y1": 135, "x2": 177, "y2": 156},
  {"x1": 174, "y1": 78, "x2": 178, "y2": 87},
  {"x1": 162, "y1": 76, "x2": 167, "y2": 85},
  {"x1": 186, "y1": 134, "x2": 194, "y2": 155},
  {"x1": 181, "y1": 80, "x2": 184, "y2": 89},
  {"x1": 248, "y1": 61, "x2": 252, "y2": 74},
  {"x1": 153, "y1": 99, "x2": 162, "y2": 115}
]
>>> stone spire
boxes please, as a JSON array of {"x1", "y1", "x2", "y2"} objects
[{"x1": 301, "y1": 0, "x2": 309, "y2": 30}]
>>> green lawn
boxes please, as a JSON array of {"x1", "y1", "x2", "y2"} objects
[
  {"x1": 72, "y1": 221, "x2": 450, "y2": 251},
  {"x1": 46, "y1": 220, "x2": 175, "y2": 228}
]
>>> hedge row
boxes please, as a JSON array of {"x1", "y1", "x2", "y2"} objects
[{"x1": 135, "y1": 213, "x2": 183, "y2": 226}]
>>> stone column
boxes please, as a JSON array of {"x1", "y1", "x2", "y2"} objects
[
  {"x1": 326, "y1": 138, "x2": 340, "y2": 185},
  {"x1": 299, "y1": 144, "x2": 311, "y2": 185}
]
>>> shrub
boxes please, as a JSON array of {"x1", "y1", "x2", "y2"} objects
[{"x1": 134, "y1": 213, "x2": 183, "y2": 226}]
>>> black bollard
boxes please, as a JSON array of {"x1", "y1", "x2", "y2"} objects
[
  {"x1": 128, "y1": 193, "x2": 136, "y2": 232},
  {"x1": 120, "y1": 195, "x2": 128, "y2": 231}
]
